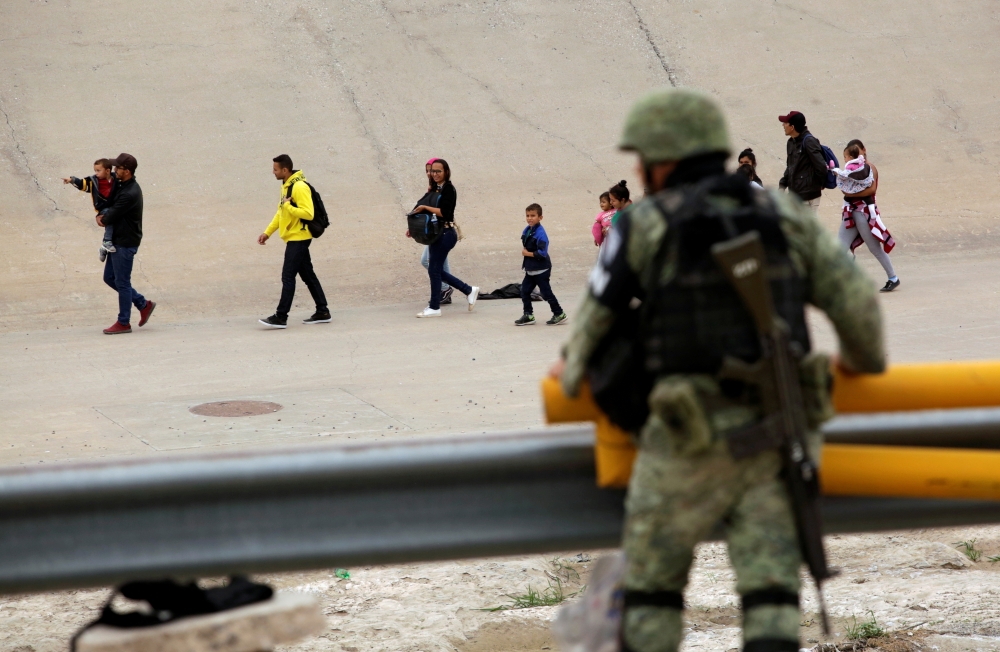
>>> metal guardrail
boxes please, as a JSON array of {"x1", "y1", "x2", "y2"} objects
[
  {"x1": 823, "y1": 407, "x2": 1000, "y2": 448},
  {"x1": 1, "y1": 419, "x2": 999, "y2": 595}
]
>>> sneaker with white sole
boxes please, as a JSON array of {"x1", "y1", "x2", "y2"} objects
[
  {"x1": 99, "y1": 246, "x2": 108, "y2": 262},
  {"x1": 259, "y1": 314, "x2": 287, "y2": 329},
  {"x1": 467, "y1": 286, "x2": 480, "y2": 311},
  {"x1": 303, "y1": 310, "x2": 332, "y2": 324},
  {"x1": 416, "y1": 307, "x2": 442, "y2": 318},
  {"x1": 546, "y1": 312, "x2": 568, "y2": 325},
  {"x1": 441, "y1": 286, "x2": 454, "y2": 305},
  {"x1": 103, "y1": 240, "x2": 116, "y2": 253},
  {"x1": 514, "y1": 314, "x2": 535, "y2": 326}
]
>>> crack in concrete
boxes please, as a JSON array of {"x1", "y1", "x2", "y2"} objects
[
  {"x1": 375, "y1": 1, "x2": 610, "y2": 180},
  {"x1": 628, "y1": 0, "x2": 678, "y2": 87},
  {"x1": 0, "y1": 96, "x2": 72, "y2": 295},
  {"x1": 92, "y1": 406, "x2": 157, "y2": 450},
  {"x1": 293, "y1": 8, "x2": 408, "y2": 214},
  {"x1": 0, "y1": 98, "x2": 69, "y2": 216}
]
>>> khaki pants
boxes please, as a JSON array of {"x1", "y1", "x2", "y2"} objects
[
  {"x1": 803, "y1": 196, "x2": 821, "y2": 217},
  {"x1": 621, "y1": 416, "x2": 805, "y2": 652}
]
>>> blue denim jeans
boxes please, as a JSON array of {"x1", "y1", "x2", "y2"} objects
[
  {"x1": 427, "y1": 229, "x2": 471, "y2": 309},
  {"x1": 103, "y1": 246, "x2": 147, "y2": 325},
  {"x1": 420, "y1": 245, "x2": 450, "y2": 291},
  {"x1": 521, "y1": 269, "x2": 562, "y2": 316}
]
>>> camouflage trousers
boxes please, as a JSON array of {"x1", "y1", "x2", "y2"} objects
[{"x1": 621, "y1": 419, "x2": 804, "y2": 652}]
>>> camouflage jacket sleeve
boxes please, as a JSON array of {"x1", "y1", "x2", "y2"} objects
[
  {"x1": 773, "y1": 191, "x2": 886, "y2": 373},
  {"x1": 561, "y1": 200, "x2": 667, "y2": 396}
]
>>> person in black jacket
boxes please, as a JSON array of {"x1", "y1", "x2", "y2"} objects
[
  {"x1": 96, "y1": 153, "x2": 155, "y2": 334},
  {"x1": 411, "y1": 159, "x2": 479, "y2": 318},
  {"x1": 777, "y1": 111, "x2": 829, "y2": 214}
]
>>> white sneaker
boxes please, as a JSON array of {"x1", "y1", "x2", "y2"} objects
[
  {"x1": 416, "y1": 307, "x2": 442, "y2": 318},
  {"x1": 467, "y1": 286, "x2": 480, "y2": 311}
]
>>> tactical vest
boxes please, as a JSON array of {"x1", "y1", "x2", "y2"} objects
[{"x1": 642, "y1": 176, "x2": 811, "y2": 377}]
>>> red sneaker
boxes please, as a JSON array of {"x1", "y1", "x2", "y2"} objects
[
  {"x1": 139, "y1": 300, "x2": 156, "y2": 327},
  {"x1": 103, "y1": 321, "x2": 132, "y2": 335}
]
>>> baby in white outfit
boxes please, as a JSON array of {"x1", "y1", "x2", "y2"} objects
[{"x1": 830, "y1": 145, "x2": 874, "y2": 195}]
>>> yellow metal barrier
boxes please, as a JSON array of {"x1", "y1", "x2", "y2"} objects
[
  {"x1": 821, "y1": 444, "x2": 1000, "y2": 500},
  {"x1": 832, "y1": 361, "x2": 1000, "y2": 413},
  {"x1": 543, "y1": 361, "x2": 1000, "y2": 492}
]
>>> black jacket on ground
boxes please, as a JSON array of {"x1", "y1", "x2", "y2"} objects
[
  {"x1": 778, "y1": 130, "x2": 828, "y2": 201},
  {"x1": 99, "y1": 177, "x2": 143, "y2": 247}
]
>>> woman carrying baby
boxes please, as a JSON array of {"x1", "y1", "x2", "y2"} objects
[{"x1": 833, "y1": 140, "x2": 900, "y2": 292}]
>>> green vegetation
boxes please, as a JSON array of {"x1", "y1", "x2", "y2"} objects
[
  {"x1": 482, "y1": 558, "x2": 582, "y2": 612},
  {"x1": 956, "y1": 539, "x2": 983, "y2": 562},
  {"x1": 845, "y1": 610, "x2": 885, "y2": 640},
  {"x1": 482, "y1": 578, "x2": 575, "y2": 611}
]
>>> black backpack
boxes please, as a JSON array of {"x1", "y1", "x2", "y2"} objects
[
  {"x1": 285, "y1": 180, "x2": 329, "y2": 238},
  {"x1": 406, "y1": 190, "x2": 443, "y2": 245}
]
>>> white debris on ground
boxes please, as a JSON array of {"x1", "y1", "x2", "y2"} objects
[{"x1": 4, "y1": 530, "x2": 1000, "y2": 652}]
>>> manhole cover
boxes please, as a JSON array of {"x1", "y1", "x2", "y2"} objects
[{"x1": 189, "y1": 401, "x2": 283, "y2": 417}]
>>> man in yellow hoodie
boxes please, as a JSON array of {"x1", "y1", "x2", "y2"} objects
[{"x1": 257, "y1": 154, "x2": 330, "y2": 328}]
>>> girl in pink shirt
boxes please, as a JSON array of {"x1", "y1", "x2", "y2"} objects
[{"x1": 591, "y1": 192, "x2": 616, "y2": 247}]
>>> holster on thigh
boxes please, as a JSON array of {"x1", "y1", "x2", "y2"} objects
[{"x1": 648, "y1": 376, "x2": 713, "y2": 458}]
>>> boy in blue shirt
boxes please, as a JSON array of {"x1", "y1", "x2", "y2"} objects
[{"x1": 516, "y1": 204, "x2": 568, "y2": 326}]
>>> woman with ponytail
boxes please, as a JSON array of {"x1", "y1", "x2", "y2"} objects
[{"x1": 608, "y1": 180, "x2": 632, "y2": 227}]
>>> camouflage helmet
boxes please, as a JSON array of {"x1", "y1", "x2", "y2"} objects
[{"x1": 619, "y1": 88, "x2": 731, "y2": 163}]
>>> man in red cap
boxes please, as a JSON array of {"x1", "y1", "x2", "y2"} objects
[
  {"x1": 95, "y1": 153, "x2": 155, "y2": 334},
  {"x1": 777, "y1": 111, "x2": 829, "y2": 215}
]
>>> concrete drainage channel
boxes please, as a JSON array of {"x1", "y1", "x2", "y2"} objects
[{"x1": 189, "y1": 401, "x2": 283, "y2": 417}]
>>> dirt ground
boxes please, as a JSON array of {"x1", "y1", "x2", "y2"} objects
[{"x1": 7, "y1": 527, "x2": 1000, "y2": 652}]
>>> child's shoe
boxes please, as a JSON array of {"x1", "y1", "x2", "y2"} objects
[
  {"x1": 99, "y1": 246, "x2": 107, "y2": 262},
  {"x1": 514, "y1": 314, "x2": 535, "y2": 326},
  {"x1": 103, "y1": 240, "x2": 116, "y2": 253},
  {"x1": 546, "y1": 312, "x2": 568, "y2": 325}
]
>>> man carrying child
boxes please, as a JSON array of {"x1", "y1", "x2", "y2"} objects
[{"x1": 515, "y1": 203, "x2": 567, "y2": 326}]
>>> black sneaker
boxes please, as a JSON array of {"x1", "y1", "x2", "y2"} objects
[
  {"x1": 514, "y1": 314, "x2": 535, "y2": 326},
  {"x1": 546, "y1": 312, "x2": 568, "y2": 325},
  {"x1": 259, "y1": 314, "x2": 287, "y2": 329},
  {"x1": 880, "y1": 279, "x2": 900, "y2": 293},
  {"x1": 441, "y1": 286, "x2": 453, "y2": 305},
  {"x1": 303, "y1": 310, "x2": 332, "y2": 324}
]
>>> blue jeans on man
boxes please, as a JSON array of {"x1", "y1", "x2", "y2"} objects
[{"x1": 103, "y1": 246, "x2": 148, "y2": 324}]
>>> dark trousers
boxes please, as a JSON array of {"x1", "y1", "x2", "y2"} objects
[
  {"x1": 276, "y1": 239, "x2": 327, "y2": 318},
  {"x1": 103, "y1": 246, "x2": 147, "y2": 325},
  {"x1": 427, "y1": 228, "x2": 472, "y2": 310},
  {"x1": 521, "y1": 269, "x2": 562, "y2": 316}
]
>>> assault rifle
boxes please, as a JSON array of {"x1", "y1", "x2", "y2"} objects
[{"x1": 711, "y1": 230, "x2": 834, "y2": 634}]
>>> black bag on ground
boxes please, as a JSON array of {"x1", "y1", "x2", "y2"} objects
[
  {"x1": 70, "y1": 577, "x2": 273, "y2": 651},
  {"x1": 286, "y1": 181, "x2": 329, "y2": 238},
  {"x1": 476, "y1": 283, "x2": 543, "y2": 301},
  {"x1": 407, "y1": 190, "x2": 443, "y2": 245}
]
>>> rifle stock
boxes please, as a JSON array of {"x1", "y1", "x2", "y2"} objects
[{"x1": 712, "y1": 231, "x2": 834, "y2": 633}]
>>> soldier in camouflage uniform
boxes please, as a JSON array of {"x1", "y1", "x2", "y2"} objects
[{"x1": 555, "y1": 89, "x2": 885, "y2": 652}]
